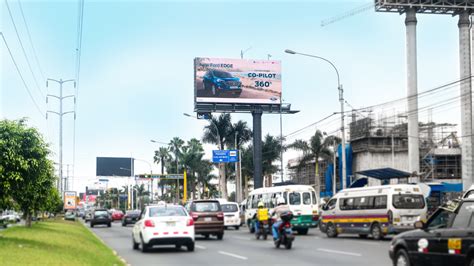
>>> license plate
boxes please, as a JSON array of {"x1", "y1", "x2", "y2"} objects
[
  {"x1": 166, "y1": 222, "x2": 176, "y2": 227},
  {"x1": 230, "y1": 86, "x2": 239, "y2": 89},
  {"x1": 448, "y1": 238, "x2": 462, "y2": 250},
  {"x1": 204, "y1": 217, "x2": 212, "y2": 222}
]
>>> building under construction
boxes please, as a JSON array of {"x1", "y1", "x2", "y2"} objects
[{"x1": 349, "y1": 114, "x2": 461, "y2": 184}]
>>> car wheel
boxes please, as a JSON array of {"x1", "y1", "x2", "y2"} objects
[
  {"x1": 371, "y1": 224, "x2": 383, "y2": 240},
  {"x1": 285, "y1": 241, "x2": 292, "y2": 250},
  {"x1": 217, "y1": 232, "x2": 224, "y2": 240},
  {"x1": 297, "y1": 228, "x2": 309, "y2": 235},
  {"x1": 90, "y1": 223, "x2": 94, "y2": 228},
  {"x1": 204, "y1": 234, "x2": 210, "y2": 239},
  {"x1": 122, "y1": 222, "x2": 126, "y2": 227},
  {"x1": 248, "y1": 221, "x2": 255, "y2": 234},
  {"x1": 108, "y1": 223, "x2": 111, "y2": 227},
  {"x1": 224, "y1": 226, "x2": 228, "y2": 230},
  {"x1": 141, "y1": 236, "x2": 149, "y2": 253},
  {"x1": 235, "y1": 226, "x2": 240, "y2": 230},
  {"x1": 187, "y1": 242, "x2": 195, "y2": 252},
  {"x1": 359, "y1": 234, "x2": 368, "y2": 239},
  {"x1": 394, "y1": 248, "x2": 411, "y2": 266},
  {"x1": 175, "y1": 244, "x2": 182, "y2": 250},
  {"x1": 326, "y1": 223, "x2": 337, "y2": 238},
  {"x1": 132, "y1": 236, "x2": 139, "y2": 250}
]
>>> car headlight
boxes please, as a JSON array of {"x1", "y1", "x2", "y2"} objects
[{"x1": 216, "y1": 79, "x2": 224, "y2": 83}]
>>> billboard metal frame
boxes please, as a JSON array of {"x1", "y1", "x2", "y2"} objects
[
  {"x1": 194, "y1": 102, "x2": 298, "y2": 114},
  {"x1": 375, "y1": 0, "x2": 474, "y2": 14}
]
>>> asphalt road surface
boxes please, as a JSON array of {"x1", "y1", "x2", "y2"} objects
[{"x1": 87, "y1": 221, "x2": 392, "y2": 266}]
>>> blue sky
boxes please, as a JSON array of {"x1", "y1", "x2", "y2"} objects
[{"x1": 1, "y1": 0, "x2": 463, "y2": 192}]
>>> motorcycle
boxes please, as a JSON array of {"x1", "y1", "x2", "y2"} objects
[
  {"x1": 255, "y1": 219, "x2": 271, "y2": 240},
  {"x1": 274, "y1": 211, "x2": 294, "y2": 249}
]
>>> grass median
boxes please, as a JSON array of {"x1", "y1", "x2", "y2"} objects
[{"x1": 0, "y1": 218, "x2": 124, "y2": 266}]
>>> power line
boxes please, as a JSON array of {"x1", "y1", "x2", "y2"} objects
[
  {"x1": 17, "y1": 0, "x2": 45, "y2": 81},
  {"x1": 72, "y1": 0, "x2": 85, "y2": 191},
  {"x1": 1, "y1": 32, "x2": 45, "y2": 117},
  {"x1": 284, "y1": 113, "x2": 337, "y2": 138},
  {"x1": 4, "y1": 0, "x2": 45, "y2": 98}
]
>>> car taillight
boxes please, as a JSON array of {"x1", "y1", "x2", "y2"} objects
[
  {"x1": 187, "y1": 218, "x2": 194, "y2": 226},
  {"x1": 144, "y1": 219, "x2": 155, "y2": 227},
  {"x1": 312, "y1": 215, "x2": 319, "y2": 221},
  {"x1": 217, "y1": 212, "x2": 224, "y2": 220},
  {"x1": 285, "y1": 223, "x2": 291, "y2": 228},
  {"x1": 190, "y1": 212, "x2": 199, "y2": 221}
]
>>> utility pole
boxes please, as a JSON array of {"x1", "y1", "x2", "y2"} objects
[{"x1": 46, "y1": 78, "x2": 76, "y2": 198}]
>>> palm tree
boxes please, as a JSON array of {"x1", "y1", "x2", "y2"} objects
[
  {"x1": 154, "y1": 147, "x2": 171, "y2": 197},
  {"x1": 169, "y1": 137, "x2": 185, "y2": 174},
  {"x1": 134, "y1": 184, "x2": 150, "y2": 210},
  {"x1": 227, "y1": 120, "x2": 252, "y2": 201},
  {"x1": 181, "y1": 138, "x2": 205, "y2": 200},
  {"x1": 202, "y1": 113, "x2": 233, "y2": 199},
  {"x1": 288, "y1": 130, "x2": 336, "y2": 196},
  {"x1": 262, "y1": 134, "x2": 284, "y2": 187}
]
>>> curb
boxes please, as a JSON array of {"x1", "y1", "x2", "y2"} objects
[{"x1": 81, "y1": 221, "x2": 130, "y2": 266}]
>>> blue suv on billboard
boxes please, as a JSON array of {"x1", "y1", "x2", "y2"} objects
[{"x1": 203, "y1": 70, "x2": 242, "y2": 97}]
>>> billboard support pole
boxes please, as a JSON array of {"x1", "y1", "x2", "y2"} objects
[{"x1": 252, "y1": 109, "x2": 263, "y2": 189}]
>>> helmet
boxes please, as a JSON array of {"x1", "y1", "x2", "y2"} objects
[
  {"x1": 276, "y1": 197, "x2": 285, "y2": 206},
  {"x1": 257, "y1": 201, "x2": 264, "y2": 208}
]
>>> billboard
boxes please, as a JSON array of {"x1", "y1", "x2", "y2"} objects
[
  {"x1": 96, "y1": 157, "x2": 134, "y2": 177},
  {"x1": 194, "y1": 57, "x2": 281, "y2": 105},
  {"x1": 64, "y1": 191, "x2": 77, "y2": 210}
]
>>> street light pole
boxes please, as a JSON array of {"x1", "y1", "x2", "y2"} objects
[{"x1": 285, "y1": 49, "x2": 347, "y2": 189}]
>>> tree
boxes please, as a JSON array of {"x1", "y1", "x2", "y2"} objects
[
  {"x1": 288, "y1": 130, "x2": 337, "y2": 196},
  {"x1": 241, "y1": 145, "x2": 254, "y2": 198},
  {"x1": 134, "y1": 184, "x2": 150, "y2": 210},
  {"x1": 262, "y1": 134, "x2": 284, "y2": 187},
  {"x1": 202, "y1": 113, "x2": 233, "y2": 198},
  {"x1": 227, "y1": 120, "x2": 252, "y2": 202},
  {"x1": 181, "y1": 138, "x2": 205, "y2": 200},
  {"x1": 0, "y1": 119, "x2": 57, "y2": 227},
  {"x1": 169, "y1": 137, "x2": 184, "y2": 174}
]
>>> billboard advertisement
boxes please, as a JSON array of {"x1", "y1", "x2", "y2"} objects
[
  {"x1": 194, "y1": 57, "x2": 281, "y2": 105},
  {"x1": 64, "y1": 191, "x2": 77, "y2": 210},
  {"x1": 96, "y1": 157, "x2": 134, "y2": 177}
]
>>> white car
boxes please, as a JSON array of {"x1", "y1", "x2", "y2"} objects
[
  {"x1": 132, "y1": 204, "x2": 195, "y2": 252},
  {"x1": 221, "y1": 202, "x2": 241, "y2": 230}
]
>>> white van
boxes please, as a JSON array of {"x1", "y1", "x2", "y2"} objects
[
  {"x1": 319, "y1": 184, "x2": 428, "y2": 240},
  {"x1": 221, "y1": 202, "x2": 241, "y2": 230},
  {"x1": 244, "y1": 185, "x2": 319, "y2": 235}
]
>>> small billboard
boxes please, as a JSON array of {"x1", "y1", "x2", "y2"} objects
[
  {"x1": 64, "y1": 191, "x2": 77, "y2": 210},
  {"x1": 194, "y1": 57, "x2": 281, "y2": 105}
]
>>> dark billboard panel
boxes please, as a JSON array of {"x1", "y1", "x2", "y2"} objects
[{"x1": 96, "y1": 157, "x2": 134, "y2": 177}]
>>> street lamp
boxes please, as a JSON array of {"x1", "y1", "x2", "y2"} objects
[
  {"x1": 150, "y1": 139, "x2": 168, "y2": 145},
  {"x1": 134, "y1": 158, "x2": 153, "y2": 207},
  {"x1": 285, "y1": 49, "x2": 347, "y2": 190}
]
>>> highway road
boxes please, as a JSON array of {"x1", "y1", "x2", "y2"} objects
[{"x1": 88, "y1": 221, "x2": 392, "y2": 266}]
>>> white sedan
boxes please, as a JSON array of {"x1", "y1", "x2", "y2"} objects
[{"x1": 132, "y1": 204, "x2": 195, "y2": 252}]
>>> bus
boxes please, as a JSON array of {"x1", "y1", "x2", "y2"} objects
[
  {"x1": 319, "y1": 184, "x2": 428, "y2": 240},
  {"x1": 244, "y1": 185, "x2": 319, "y2": 235}
]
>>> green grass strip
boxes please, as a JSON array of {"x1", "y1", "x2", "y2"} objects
[{"x1": 0, "y1": 219, "x2": 124, "y2": 266}]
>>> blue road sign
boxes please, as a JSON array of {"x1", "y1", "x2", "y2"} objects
[{"x1": 212, "y1": 150, "x2": 238, "y2": 163}]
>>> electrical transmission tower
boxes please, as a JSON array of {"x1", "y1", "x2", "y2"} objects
[{"x1": 46, "y1": 78, "x2": 76, "y2": 198}]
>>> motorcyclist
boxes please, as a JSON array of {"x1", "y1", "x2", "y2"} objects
[
  {"x1": 271, "y1": 196, "x2": 290, "y2": 241},
  {"x1": 254, "y1": 201, "x2": 269, "y2": 236}
]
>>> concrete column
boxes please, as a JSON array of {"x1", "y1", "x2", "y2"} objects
[
  {"x1": 252, "y1": 109, "x2": 263, "y2": 189},
  {"x1": 405, "y1": 8, "x2": 420, "y2": 174},
  {"x1": 460, "y1": 11, "x2": 473, "y2": 190}
]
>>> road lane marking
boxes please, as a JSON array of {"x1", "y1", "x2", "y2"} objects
[
  {"x1": 195, "y1": 245, "x2": 206, "y2": 250},
  {"x1": 231, "y1": 236, "x2": 251, "y2": 241},
  {"x1": 317, "y1": 248, "x2": 362, "y2": 257},
  {"x1": 218, "y1": 251, "x2": 248, "y2": 260}
]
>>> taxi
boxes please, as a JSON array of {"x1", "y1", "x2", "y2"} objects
[{"x1": 389, "y1": 198, "x2": 474, "y2": 266}]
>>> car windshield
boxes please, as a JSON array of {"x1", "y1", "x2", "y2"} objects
[
  {"x1": 213, "y1": 70, "x2": 232, "y2": 78},
  {"x1": 392, "y1": 194, "x2": 425, "y2": 209},
  {"x1": 149, "y1": 206, "x2": 186, "y2": 217},
  {"x1": 193, "y1": 202, "x2": 220, "y2": 212},
  {"x1": 94, "y1": 210, "x2": 108, "y2": 216},
  {"x1": 452, "y1": 202, "x2": 474, "y2": 228},
  {"x1": 427, "y1": 208, "x2": 456, "y2": 230},
  {"x1": 221, "y1": 204, "x2": 238, "y2": 213}
]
